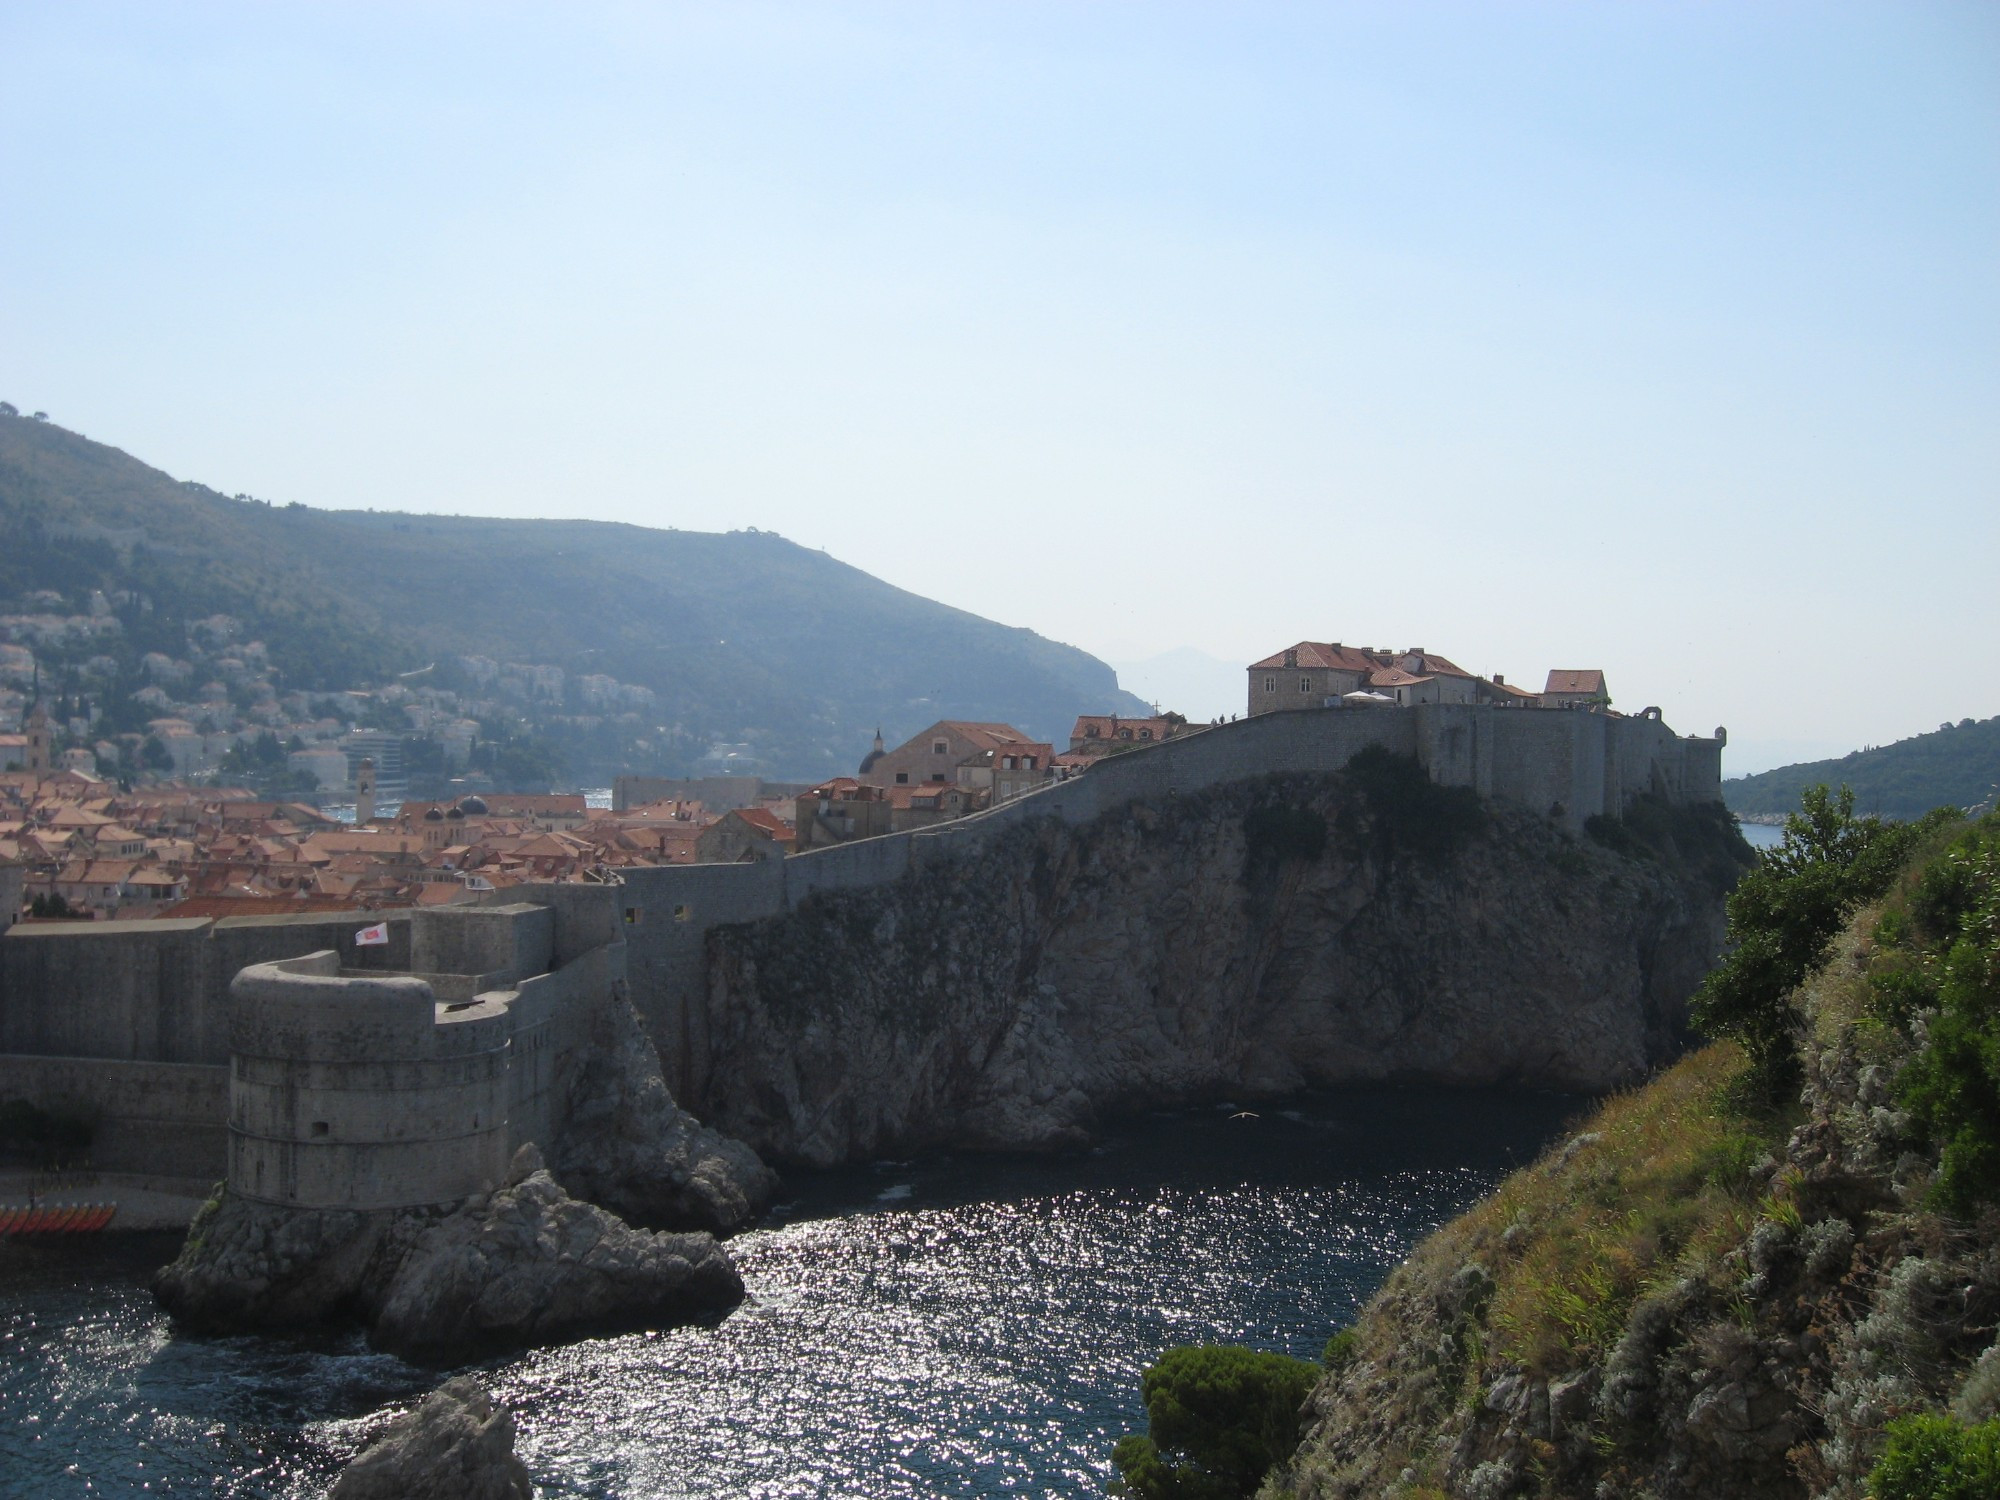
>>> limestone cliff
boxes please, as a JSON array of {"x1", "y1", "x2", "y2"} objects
[
  {"x1": 695, "y1": 761, "x2": 1745, "y2": 1166},
  {"x1": 554, "y1": 979, "x2": 777, "y2": 1234}
]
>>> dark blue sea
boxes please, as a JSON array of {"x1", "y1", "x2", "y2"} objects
[{"x1": 1, "y1": 1087, "x2": 1581, "y2": 1498}]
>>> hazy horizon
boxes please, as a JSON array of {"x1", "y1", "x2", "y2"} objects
[{"x1": 4, "y1": 2, "x2": 1995, "y2": 769}]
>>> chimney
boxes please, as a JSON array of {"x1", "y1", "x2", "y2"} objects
[{"x1": 1494, "y1": 674, "x2": 1504, "y2": 685}]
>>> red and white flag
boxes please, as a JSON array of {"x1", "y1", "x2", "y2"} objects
[{"x1": 354, "y1": 922, "x2": 389, "y2": 947}]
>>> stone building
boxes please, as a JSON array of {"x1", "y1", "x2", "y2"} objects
[
  {"x1": 792, "y1": 779, "x2": 893, "y2": 853},
  {"x1": 695, "y1": 807, "x2": 790, "y2": 864},
  {"x1": 1247, "y1": 644, "x2": 1483, "y2": 716},
  {"x1": 859, "y1": 721, "x2": 1049, "y2": 792},
  {"x1": 1541, "y1": 669, "x2": 1611, "y2": 709},
  {"x1": 1067, "y1": 715, "x2": 1190, "y2": 757}
]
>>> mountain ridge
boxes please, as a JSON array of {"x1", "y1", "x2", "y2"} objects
[
  {"x1": 0, "y1": 414, "x2": 1151, "y2": 780},
  {"x1": 1722, "y1": 714, "x2": 1999, "y2": 821}
]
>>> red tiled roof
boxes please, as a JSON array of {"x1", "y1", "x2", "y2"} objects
[
  {"x1": 1248, "y1": 642, "x2": 1385, "y2": 673},
  {"x1": 1544, "y1": 670, "x2": 1606, "y2": 695}
]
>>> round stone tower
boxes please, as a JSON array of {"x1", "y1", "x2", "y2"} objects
[{"x1": 226, "y1": 952, "x2": 513, "y2": 1211}]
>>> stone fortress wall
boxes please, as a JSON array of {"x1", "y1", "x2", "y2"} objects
[
  {"x1": 607, "y1": 703, "x2": 1724, "y2": 1094},
  {"x1": 0, "y1": 902, "x2": 614, "y2": 1198},
  {"x1": 0, "y1": 702, "x2": 1723, "y2": 1184}
]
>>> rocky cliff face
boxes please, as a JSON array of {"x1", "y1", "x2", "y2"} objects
[
  {"x1": 554, "y1": 978, "x2": 777, "y2": 1234},
  {"x1": 696, "y1": 764, "x2": 1743, "y2": 1166}
]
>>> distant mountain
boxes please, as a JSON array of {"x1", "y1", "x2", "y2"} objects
[
  {"x1": 0, "y1": 414, "x2": 1150, "y2": 780},
  {"x1": 1723, "y1": 715, "x2": 2000, "y2": 821}
]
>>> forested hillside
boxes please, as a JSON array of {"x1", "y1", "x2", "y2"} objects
[
  {"x1": 0, "y1": 414, "x2": 1149, "y2": 780},
  {"x1": 1724, "y1": 715, "x2": 1999, "y2": 821}
]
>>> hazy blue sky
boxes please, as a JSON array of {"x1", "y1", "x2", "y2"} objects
[{"x1": 3, "y1": 2, "x2": 1995, "y2": 772}]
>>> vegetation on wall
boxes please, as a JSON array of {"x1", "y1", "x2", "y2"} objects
[
  {"x1": 1339, "y1": 745, "x2": 1486, "y2": 860},
  {"x1": 1584, "y1": 794, "x2": 1756, "y2": 897}
]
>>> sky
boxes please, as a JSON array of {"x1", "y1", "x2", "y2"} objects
[{"x1": 2, "y1": 2, "x2": 1996, "y2": 775}]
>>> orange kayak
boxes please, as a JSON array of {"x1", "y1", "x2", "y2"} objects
[{"x1": 0, "y1": 1203, "x2": 119, "y2": 1234}]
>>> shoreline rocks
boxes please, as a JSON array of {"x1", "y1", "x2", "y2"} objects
[
  {"x1": 154, "y1": 1146, "x2": 742, "y2": 1362},
  {"x1": 329, "y1": 1376, "x2": 532, "y2": 1500}
]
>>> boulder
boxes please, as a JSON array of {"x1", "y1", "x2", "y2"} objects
[
  {"x1": 155, "y1": 1150, "x2": 743, "y2": 1362},
  {"x1": 370, "y1": 1149, "x2": 743, "y2": 1361},
  {"x1": 329, "y1": 1376, "x2": 532, "y2": 1500}
]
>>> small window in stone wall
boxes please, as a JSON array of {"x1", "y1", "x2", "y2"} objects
[
  {"x1": 1264, "y1": 676, "x2": 1277, "y2": 693},
  {"x1": 624, "y1": 906, "x2": 642, "y2": 925},
  {"x1": 311, "y1": 1121, "x2": 329, "y2": 1137},
  {"x1": 673, "y1": 903, "x2": 692, "y2": 922}
]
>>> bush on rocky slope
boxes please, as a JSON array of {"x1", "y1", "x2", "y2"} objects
[{"x1": 1267, "y1": 798, "x2": 2000, "y2": 1500}]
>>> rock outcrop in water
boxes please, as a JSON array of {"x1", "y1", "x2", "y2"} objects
[
  {"x1": 329, "y1": 1376, "x2": 532, "y2": 1500},
  {"x1": 695, "y1": 763, "x2": 1748, "y2": 1166},
  {"x1": 555, "y1": 980, "x2": 778, "y2": 1234},
  {"x1": 155, "y1": 1146, "x2": 742, "y2": 1361}
]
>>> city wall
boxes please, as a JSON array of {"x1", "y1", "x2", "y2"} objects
[
  {"x1": 0, "y1": 703, "x2": 1723, "y2": 1179},
  {"x1": 0, "y1": 903, "x2": 606, "y2": 1189},
  {"x1": 603, "y1": 704, "x2": 1724, "y2": 1092}
]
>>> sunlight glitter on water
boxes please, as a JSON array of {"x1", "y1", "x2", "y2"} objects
[{"x1": 1, "y1": 1088, "x2": 1582, "y2": 1498}]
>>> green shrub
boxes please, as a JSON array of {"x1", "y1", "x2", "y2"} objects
[
  {"x1": 1111, "y1": 1344, "x2": 1323, "y2": 1499},
  {"x1": 1870, "y1": 1413, "x2": 2000, "y2": 1499},
  {"x1": 1886, "y1": 814, "x2": 2000, "y2": 1213},
  {"x1": 1342, "y1": 746, "x2": 1485, "y2": 860},
  {"x1": 1690, "y1": 786, "x2": 1945, "y2": 1098},
  {"x1": 1586, "y1": 795, "x2": 1755, "y2": 896},
  {"x1": 1321, "y1": 1329, "x2": 1359, "y2": 1370}
]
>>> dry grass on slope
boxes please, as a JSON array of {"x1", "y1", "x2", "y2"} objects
[{"x1": 1282, "y1": 1041, "x2": 1790, "y2": 1497}]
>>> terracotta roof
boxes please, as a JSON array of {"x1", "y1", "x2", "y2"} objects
[
  {"x1": 1544, "y1": 670, "x2": 1606, "y2": 695},
  {"x1": 736, "y1": 812, "x2": 796, "y2": 848},
  {"x1": 1248, "y1": 642, "x2": 1385, "y2": 673}
]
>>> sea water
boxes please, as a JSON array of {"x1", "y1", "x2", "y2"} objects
[{"x1": 1, "y1": 1087, "x2": 1581, "y2": 1498}]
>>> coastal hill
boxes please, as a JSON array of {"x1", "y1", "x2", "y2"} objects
[
  {"x1": 1723, "y1": 714, "x2": 1999, "y2": 821},
  {"x1": 0, "y1": 414, "x2": 1151, "y2": 779}
]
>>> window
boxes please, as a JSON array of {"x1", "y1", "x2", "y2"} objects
[
  {"x1": 1139, "y1": 729, "x2": 1152, "y2": 740},
  {"x1": 1300, "y1": 676, "x2": 1313, "y2": 692},
  {"x1": 1264, "y1": 675, "x2": 1277, "y2": 693},
  {"x1": 931, "y1": 773, "x2": 946, "y2": 783},
  {"x1": 1085, "y1": 724, "x2": 1100, "y2": 738},
  {"x1": 1117, "y1": 728, "x2": 1132, "y2": 740},
  {"x1": 624, "y1": 906, "x2": 642, "y2": 926},
  {"x1": 932, "y1": 739, "x2": 949, "y2": 754},
  {"x1": 673, "y1": 903, "x2": 692, "y2": 922},
  {"x1": 895, "y1": 772, "x2": 909, "y2": 784}
]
